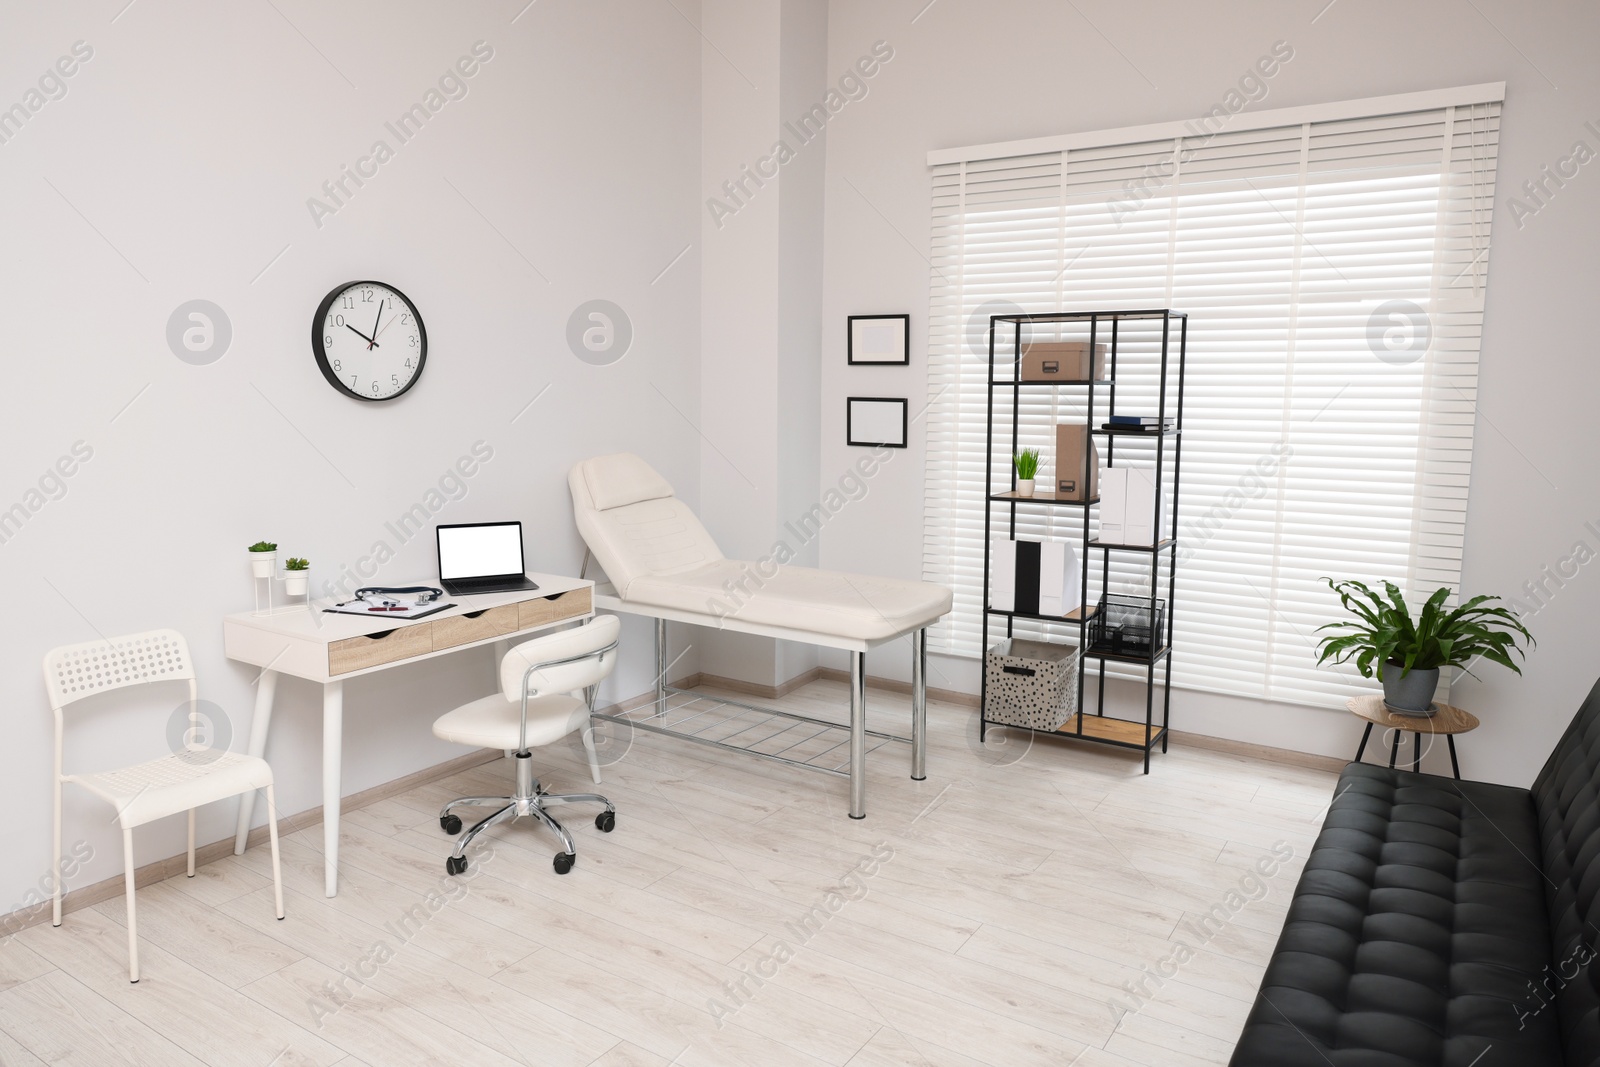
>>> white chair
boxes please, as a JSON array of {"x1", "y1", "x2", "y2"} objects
[
  {"x1": 434, "y1": 614, "x2": 620, "y2": 876},
  {"x1": 44, "y1": 629, "x2": 284, "y2": 983}
]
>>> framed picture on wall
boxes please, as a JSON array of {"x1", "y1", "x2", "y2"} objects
[
  {"x1": 846, "y1": 397, "x2": 908, "y2": 448},
  {"x1": 847, "y1": 314, "x2": 910, "y2": 365}
]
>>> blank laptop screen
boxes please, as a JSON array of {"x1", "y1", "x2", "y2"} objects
[{"x1": 437, "y1": 523, "x2": 524, "y2": 580}]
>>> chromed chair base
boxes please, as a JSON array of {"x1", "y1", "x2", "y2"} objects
[{"x1": 439, "y1": 751, "x2": 614, "y2": 875}]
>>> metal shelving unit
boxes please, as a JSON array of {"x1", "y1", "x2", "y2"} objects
[{"x1": 978, "y1": 309, "x2": 1187, "y2": 774}]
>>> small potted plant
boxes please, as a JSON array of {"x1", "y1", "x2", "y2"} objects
[
  {"x1": 1013, "y1": 448, "x2": 1041, "y2": 497},
  {"x1": 283, "y1": 557, "x2": 311, "y2": 597},
  {"x1": 1315, "y1": 578, "x2": 1534, "y2": 715},
  {"x1": 248, "y1": 541, "x2": 277, "y2": 579}
]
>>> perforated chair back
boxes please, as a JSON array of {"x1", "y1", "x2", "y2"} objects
[
  {"x1": 499, "y1": 614, "x2": 621, "y2": 701},
  {"x1": 39, "y1": 627, "x2": 285, "y2": 981},
  {"x1": 43, "y1": 629, "x2": 196, "y2": 713}
]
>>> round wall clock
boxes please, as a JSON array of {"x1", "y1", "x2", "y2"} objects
[{"x1": 312, "y1": 280, "x2": 427, "y2": 401}]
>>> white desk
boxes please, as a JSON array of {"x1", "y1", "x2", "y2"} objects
[{"x1": 223, "y1": 574, "x2": 593, "y2": 896}]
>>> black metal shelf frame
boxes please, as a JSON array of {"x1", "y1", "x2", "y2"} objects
[{"x1": 978, "y1": 309, "x2": 1188, "y2": 774}]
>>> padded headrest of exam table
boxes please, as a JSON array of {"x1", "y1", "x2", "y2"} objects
[
  {"x1": 576, "y1": 452, "x2": 676, "y2": 511},
  {"x1": 569, "y1": 452, "x2": 725, "y2": 599}
]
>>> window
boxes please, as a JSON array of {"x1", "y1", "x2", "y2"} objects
[{"x1": 923, "y1": 85, "x2": 1504, "y2": 707}]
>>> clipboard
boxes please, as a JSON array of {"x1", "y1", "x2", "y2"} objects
[{"x1": 323, "y1": 601, "x2": 457, "y2": 621}]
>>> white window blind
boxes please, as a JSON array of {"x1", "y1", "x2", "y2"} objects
[{"x1": 923, "y1": 86, "x2": 1503, "y2": 708}]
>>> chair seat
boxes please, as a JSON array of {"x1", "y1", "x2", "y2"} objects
[
  {"x1": 433, "y1": 693, "x2": 588, "y2": 750},
  {"x1": 67, "y1": 750, "x2": 274, "y2": 830},
  {"x1": 628, "y1": 561, "x2": 953, "y2": 642}
]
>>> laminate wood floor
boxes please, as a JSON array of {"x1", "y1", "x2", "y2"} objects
[{"x1": 0, "y1": 678, "x2": 1337, "y2": 1066}]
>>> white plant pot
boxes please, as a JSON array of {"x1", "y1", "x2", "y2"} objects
[
  {"x1": 1017, "y1": 479, "x2": 1036, "y2": 497},
  {"x1": 249, "y1": 551, "x2": 276, "y2": 579},
  {"x1": 283, "y1": 570, "x2": 309, "y2": 597}
]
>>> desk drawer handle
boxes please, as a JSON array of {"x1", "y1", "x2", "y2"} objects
[
  {"x1": 542, "y1": 592, "x2": 564, "y2": 602},
  {"x1": 463, "y1": 610, "x2": 487, "y2": 619},
  {"x1": 365, "y1": 629, "x2": 397, "y2": 641}
]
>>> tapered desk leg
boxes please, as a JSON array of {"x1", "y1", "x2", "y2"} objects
[
  {"x1": 911, "y1": 629, "x2": 927, "y2": 781},
  {"x1": 234, "y1": 669, "x2": 279, "y2": 855},
  {"x1": 849, "y1": 651, "x2": 866, "y2": 819},
  {"x1": 323, "y1": 680, "x2": 343, "y2": 897}
]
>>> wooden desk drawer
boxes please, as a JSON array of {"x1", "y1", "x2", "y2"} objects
[
  {"x1": 432, "y1": 604, "x2": 519, "y2": 651},
  {"x1": 329, "y1": 623, "x2": 434, "y2": 676},
  {"x1": 517, "y1": 587, "x2": 592, "y2": 630}
]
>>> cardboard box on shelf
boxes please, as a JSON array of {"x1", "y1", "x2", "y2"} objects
[
  {"x1": 1054, "y1": 421, "x2": 1099, "y2": 501},
  {"x1": 1020, "y1": 341, "x2": 1107, "y2": 382}
]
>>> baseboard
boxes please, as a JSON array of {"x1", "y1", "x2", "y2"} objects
[
  {"x1": 1169, "y1": 729, "x2": 1347, "y2": 773},
  {"x1": 0, "y1": 747, "x2": 502, "y2": 942},
  {"x1": 687, "y1": 667, "x2": 827, "y2": 701},
  {"x1": 811, "y1": 668, "x2": 1339, "y2": 772},
  {"x1": 814, "y1": 666, "x2": 980, "y2": 709}
]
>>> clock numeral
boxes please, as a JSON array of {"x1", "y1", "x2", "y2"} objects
[
  {"x1": 400, "y1": 314, "x2": 410, "y2": 325},
  {"x1": 361, "y1": 289, "x2": 374, "y2": 302},
  {"x1": 341, "y1": 296, "x2": 355, "y2": 310},
  {"x1": 332, "y1": 359, "x2": 341, "y2": 371},
  {"x1": 350, "y1": 375, "x2": 358, "y2": 387},
  {"x1": 404, "y1": 359, "x2": 413, "y2": 369},
  {"x1": 409, "y1": 335, "x2": 418, "y2": 347},
  {"x1": 332, "y1": 314, "x2": 345, "y2": 327},
  {"x1": 371, "y1": 382, "x2": 381, "y2": 395},
  {"x1": 391, "y1": 374, "x2": 400, "y2": 386},
  {"x1": 324, "y1": 335, "x2": 332, "y2": 347}
]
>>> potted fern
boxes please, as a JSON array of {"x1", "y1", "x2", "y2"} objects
[
  {"x1": 248, "y1": 541, "x2": 277, "y2": 579},
  {"x1": 283, "y1": 557, "x2": 311, "y2": 597},
  {"x1": 1014, "y1": 448, "x2": 1041, "y2": 497},
  {"x1": 1315, "y1": 579, "x2": 1534, "y2": 715}
]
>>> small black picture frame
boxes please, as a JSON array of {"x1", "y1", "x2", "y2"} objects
[
  {"x1": 847, "y1": 314, "x2": 910, "y2": 365},
  {"x1": 846, "y1": 397, "x2": 909, "y2": 448}
]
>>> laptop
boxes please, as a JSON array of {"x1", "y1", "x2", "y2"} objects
[{"x1": 436, "y1": 521, "x2": 541, "y2": 596}]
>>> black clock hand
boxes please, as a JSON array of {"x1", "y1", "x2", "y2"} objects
[
  {"x1": 344, "y1": 323, "x2": 379, "y2": 347},
  {"x1": 368, "y1": 299, "x2": 384, "y2": 350}
]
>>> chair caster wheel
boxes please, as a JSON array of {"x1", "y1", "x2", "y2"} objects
[
  {"x1": 595, "y1": 811, "x2": 615, "y2": 833},
  {"x1": 446, "y1": 855, "x2": 467, "y2": 875},
  {"x1": 440, "y1": 814, "x2": 462, "y2": 835},
  {"x1": 553, "y1": 852, "x2": 575, "y2": 875}
]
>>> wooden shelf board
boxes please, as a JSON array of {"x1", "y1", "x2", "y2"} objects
[
  {"x1": 986, "y1": 605, "x2": 1098, "y2": 622},
  {"x1": 990, "y1": 491, "x2": 1099, "y2": 505},
  {"x1": 988, "y1": 379, "x2": 1114, "y2": 387},
  {"x1": 1059, "y1": 714, "x2": 1156, "y2": 745}
]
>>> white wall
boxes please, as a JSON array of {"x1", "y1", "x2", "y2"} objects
[
  {"x1": 816, "y1": 0, "x2": 1600, "y2": 786},
  {"x1": 0, "y1": 1, "x2": 702, "y2": 911}
]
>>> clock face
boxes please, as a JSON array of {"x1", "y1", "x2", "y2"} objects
[{"x1": 312, "y1": 280, "x2": 427, "y2": 401}]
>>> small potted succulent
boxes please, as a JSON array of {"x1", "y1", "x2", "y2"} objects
[
  {"x1": 248, "y1": 541, "x2": 277, "y2": 579},
  {"x1": 1013, "y1": 448, "x2": 1041, "y2": 497},
  {"x1": 283, "y1": 557, "x2": 311, "y2": 597},
  {"x1": 1315, "y1": 578, "x2": 1534, "y2": 715}
]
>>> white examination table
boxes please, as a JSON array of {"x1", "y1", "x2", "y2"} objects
[{"x1": 569, "y1": 453, "x2": 953, "y2": 818}]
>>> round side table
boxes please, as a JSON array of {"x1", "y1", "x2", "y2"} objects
[{"x1": 1347, "y1": 695, "x2": 1480, "y2": 779}]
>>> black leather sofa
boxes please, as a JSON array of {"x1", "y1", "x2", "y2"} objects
[{"x1": 1231, "y1": 678, "x2": 1600, "y2": 1066}]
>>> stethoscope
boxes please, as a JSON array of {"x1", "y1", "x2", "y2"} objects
[{"x1": 340, "y1": 586, "x2": 447, "y2": 611}]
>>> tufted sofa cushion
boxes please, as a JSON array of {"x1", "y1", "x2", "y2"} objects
[
  {"x1": 1531, "y1": 678, "x2": 1600, "y2": 1066},
  {"x1": 1230, "y1": 761, "x2": 1563, "y2": 1065}
]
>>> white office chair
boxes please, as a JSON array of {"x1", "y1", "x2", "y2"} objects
[
  {"x1": 434, "y1": 614, "x2": 620, "y2": 875},
  {"x1": 44, "y1": 629, "x2": 285, "y2": 983}
]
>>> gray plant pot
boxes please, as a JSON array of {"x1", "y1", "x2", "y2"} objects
[{"x1": 1381, "y1": 663, "x2": 1439, "y2": 715}]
